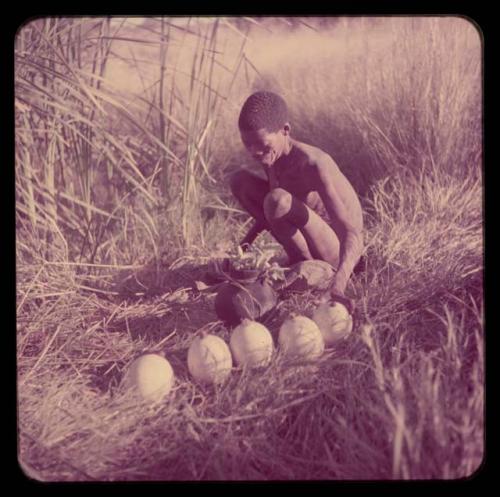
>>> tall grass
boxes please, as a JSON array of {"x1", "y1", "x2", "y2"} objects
[
  {"x1": 16, "y1": 16, "x2": 483, "y2": 481},
  {"x1": 16, "y1": 17, "x2": 253, "y2": 263}
]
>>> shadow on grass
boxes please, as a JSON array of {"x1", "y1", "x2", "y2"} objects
[
  {"x1": 87, "y1": 260, "x2": 229, "y2": 393},
  {"x1": 90, "y1": 360, "x2": 129, "y2": 394},
  {"x1": 89, "y1": 346, "x2": 195, "y2": 395},
  {"x1": 89, "y1": 297, "x2": 218, "y2": 394},
  {"x1": 114, "y1": 260, "x2": 217, "y2": 298},
  {"x1": 105, "y1": 295, "x2": 219, "y2": 341}
]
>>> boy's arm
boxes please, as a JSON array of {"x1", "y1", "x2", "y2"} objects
[
  {"x1": 239, "y1": 164, "x2": 276, "y2": 251},
  {"x1": 314, "y1": 156, "x2": 364, "y2": 299},
  {"x1": 239, "y1": 219, "x2": 267, "y2": 251}
]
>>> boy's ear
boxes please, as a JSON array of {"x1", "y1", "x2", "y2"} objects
[{"x1": 283, "y1": 123, "x2": 291, "y2": 135}]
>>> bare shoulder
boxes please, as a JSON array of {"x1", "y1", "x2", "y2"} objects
[
  {"x1": 292, "y1": 140, "x2": 324, "y2": 161},
  {"x1": 292, "y1": 140, "x2": 340, "y2": 176},
  {"x1": 293, "y1": 141, "x2": 363, "y2": 230}
]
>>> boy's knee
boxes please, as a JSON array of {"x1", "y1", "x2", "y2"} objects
[
  {"x1": 229, "y1": 170, "x2": 249, "y2": 199},
  {"x1": 264, "y1": 188, "x2": 292, "y2": 221}
]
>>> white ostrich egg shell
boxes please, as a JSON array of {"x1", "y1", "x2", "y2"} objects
[
  {"x1": 187, "y1": 334, "x2": 233, "y2": 384},
  {"x1": 312, "y1": 302, "x2": 353, "y2": 345},
  {"x1": 230, "y1": 319, "x2": 274, "y2": 367},
  {"x1": 278, "y1": 315, "x2": 325, "y2": 360},
  {"x1": 122, "y1": 353, "x2": 175, "y2": 402}
]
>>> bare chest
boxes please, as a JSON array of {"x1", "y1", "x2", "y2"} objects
[{"x1": 275, "y1": 163, "x2": 323, "y2": 211}]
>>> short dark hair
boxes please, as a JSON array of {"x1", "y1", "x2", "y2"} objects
[{"x1": 238, "y1": 91, "x2": 288, "y2": 132}]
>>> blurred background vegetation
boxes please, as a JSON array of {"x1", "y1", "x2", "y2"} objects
[{"x1": 16, "y1": 17, "x2": 483, "y2": 481}]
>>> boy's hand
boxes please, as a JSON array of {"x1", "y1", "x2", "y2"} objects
[
  {"x1": 317, "y1": 290, "x2": 354, "y2": 315},
  {"x1": 239, "y1": 242, "x2": 251, "y2": 253},
  {"x1": 239, "y1": 220, "x2": 266, "y2": 251}
]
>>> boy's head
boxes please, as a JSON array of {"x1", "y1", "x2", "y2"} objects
[{"x1": 238, "y1": 91, "x2": 291, "y2": 167}]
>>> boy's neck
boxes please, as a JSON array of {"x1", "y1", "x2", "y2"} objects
[{"x1": 281, "y1": 136, "x2": 294, "y2": 157}]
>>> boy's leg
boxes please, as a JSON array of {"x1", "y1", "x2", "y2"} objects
[
  {"x1": 230, "y1": 169, "x2": 270, "y2": 229},
  {"x1": 230, "y1": 172, "x2": 340, "y2": 267},
  {"x1": 263, "y1": 188, "x2": 340, "y2": 268}
]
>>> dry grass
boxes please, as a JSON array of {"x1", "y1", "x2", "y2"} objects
[{"x1": 16, "y1": 17, "x2": 483, "y2": 481}]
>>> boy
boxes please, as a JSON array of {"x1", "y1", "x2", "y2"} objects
[{"x1": 230, "y1": 91, "x2": 364, "y2": 312}]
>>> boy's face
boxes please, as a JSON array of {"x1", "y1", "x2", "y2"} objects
[{"x1": 240, "y1": 126, "x2": 289, "y2": 168}]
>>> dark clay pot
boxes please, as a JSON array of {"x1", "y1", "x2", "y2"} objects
[{"x1": 214, "y1": 279, "x2": 277, "y2": 327}]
